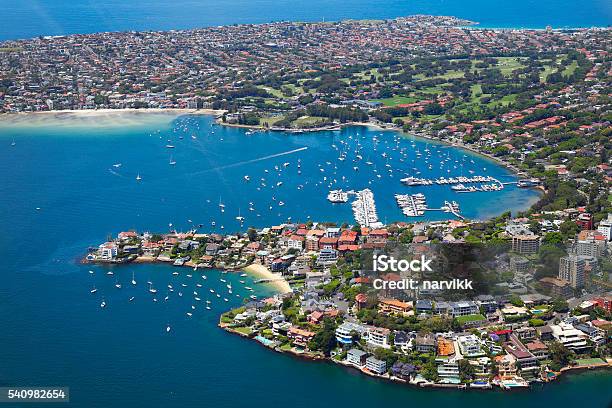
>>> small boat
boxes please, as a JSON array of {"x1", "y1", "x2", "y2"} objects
[
  {"x1": 165, "y1": 144, "x2": 175, "y2": 149},
  {"x1": 136, "y1": 174, "x2": 142, "y2": 181},
  {"x1": 131, "y1": 272, "x2": 136, "y2": 286},
  {"x1": 90, "y1": 287, "x2": 98, "y2": 294},
  {"x1": 129, "y1": 296, "x2": 135, "y2": 302},
  {"x1": 100, "y1": 300, "x2": 106, "y2": 308},
  {"x1": 169, "y1": 156, "x2": 176, "y2": 165},
  {"x1": 115, "y1": 282, "x2": 121, "y2": 289},
  {"x1": 166, "y1": 325, "x2": 171, "y2": 333},
  {"x1": 106, "y1": 271, "x2": 114, "y2": 276},
  {"x1": 89, "y1": 270, "x2": 94, "y2": 274},
  {"x1": 186, "y1": 312, "x2": 193, "y2": 317}
]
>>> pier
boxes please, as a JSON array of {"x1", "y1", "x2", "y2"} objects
[
  {"x1": 395, "y1": 193, "x2": 427, "y2": 217},
  {"x1": 352, "y1": 189, "x2": 381, "y2": 227}
]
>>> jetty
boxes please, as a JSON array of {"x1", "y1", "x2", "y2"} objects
[
  {"x1": 352, "y1": 189, "x2": 381, "y2": 227},
  {"x1": 395, "y1": 193, "x2": 427, "y2": 217}
]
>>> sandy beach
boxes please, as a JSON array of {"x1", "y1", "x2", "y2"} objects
[
  {"x1": 243, "y1": 263, "x2": 292, "y2": 294},
  {"x1": 0, "y1": 108, "x2": 225, "y2": 129}
]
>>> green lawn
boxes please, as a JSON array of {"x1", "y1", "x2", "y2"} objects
[
  {"x1": 456, "y1": 314, "x2": 486, "y2": 325},
  {"x1": 258, "y1": 86, "x2": 284, "y2": 98},
  {"x1": 293, "y1": 116, "x2": 326, "y2": 127},
  {"x1": 574, "y1": 358, "x2": 606, "y2": 366},
  {"x1": 562, "y1": 60, "x2": 578, "y2": 76},
  {"x1": 496, "y1": 57, "x2": 527, "y2": 76},
  {"x1": 371, "y1": 95, "x2": 418, "y2": 106},
  {"x1": 234, "y1": 326, "x2": 253, "y2": 335}
]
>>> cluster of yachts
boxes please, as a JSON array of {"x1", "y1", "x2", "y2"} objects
[
  {"x1": 90, "y1": 266, "x2": 257, "y2": 333},
  {"x1": 401, "y1": 175, "x2": 496, "y2": 186},
  {"x1": 451, "y1": 183, "x2": 504, "y2": 193},
  {"x1": 327, "y1": 189, "x2": 350, "y2": 203},
  {"x1": 119, "y1": 116, "x2": 500, "y2": 229},
  {"x1": 395, "y1": 193, "x2": 427, "y2": 217},
  {"x1": 352, "y1": 189, "x2": 381, "y2": 228}
]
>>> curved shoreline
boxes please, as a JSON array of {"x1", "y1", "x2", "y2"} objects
[
  {"x1": 242, "y1": 263, "x2": 292, "y2": 294},
  {"x1": 220, "y1": 318, "x2": 611, "y2": 391}
]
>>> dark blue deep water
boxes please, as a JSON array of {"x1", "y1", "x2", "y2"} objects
[
  {"x1": 0, "y1": 112, "x2": 610, "y2": 407},
  {"x1": 1, "y1": 0, "x2": 611, "y2": 41}
]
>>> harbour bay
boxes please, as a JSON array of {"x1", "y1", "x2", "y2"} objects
[{"x1": 0, "y1": 112, "x2": 607, "y2": 407}]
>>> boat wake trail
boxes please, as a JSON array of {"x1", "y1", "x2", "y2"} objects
[
  {"x1": 108, "y1": 168, "x2": 125, "y2": 178},
  {"x1": 190, "y1": 146, "x2": 308, "y2": 175}
]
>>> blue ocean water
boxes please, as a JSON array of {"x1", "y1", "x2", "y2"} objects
[
  {"x1": 0, "y1": 0, "x2": 611, "y2": 41},
  {"x1": 0, "y1": 114, "x2": 609, "y2": 407}
]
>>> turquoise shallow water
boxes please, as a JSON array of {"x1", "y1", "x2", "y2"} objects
[
  {"x1": 0, "y1": 113, "x2": 609, "y2": 407},
  {"x1": 0, "y1": 0, "x2": 611, "y2": 40}
]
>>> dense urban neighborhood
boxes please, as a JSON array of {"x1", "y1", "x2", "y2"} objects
[{"x1": 87, "y1": 207, "x2": 611, "y2": 389}]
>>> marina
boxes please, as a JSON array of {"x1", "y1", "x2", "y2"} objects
[
  {"x1": 395, "y1": 193, "x2": 427, "y2": 217},
  {"x1": 351, "y1": 189, "x2": 382, "y2": 228}
]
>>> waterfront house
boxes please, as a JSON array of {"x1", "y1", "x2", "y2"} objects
[
  {"x1": 346, "y1": 348, "x2": 368, "y2": 367},
  {"x1": 366, "y1": 327, "x2": 391, "y2": 349},
  {"x1": 141, "y1": 241, "x2": 161, "y2": 257},
  {"x1": 391, "y1": 361, "x2": 416, "y2": 380},
  {"x1": 98, "y1": 242, "x2": 118, "y2": 260},
  {"x1": 436, "y1": 359, "x2": 460, "y2": 381},
  {"x1": 495, "y1": 354, "x2": 518, "y2": 377},
  {"x1": 504, "y1": 335, "x2": 539, "y2": 372},
  {"x1": 287, "y1": 326, "x2": 316, "y2": 347},
  {"x1": 336, "y1": 322, "x2": 367, "y2": 345},
  {"x1": 366, "y1": 356, "x2": 387, "y2": 375}
]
